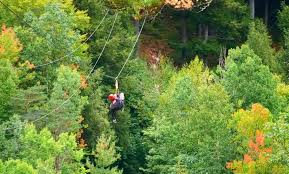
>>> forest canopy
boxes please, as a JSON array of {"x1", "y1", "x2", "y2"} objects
[{"x1": 1, "y1": 0, "x2": 289, "y2": 173}]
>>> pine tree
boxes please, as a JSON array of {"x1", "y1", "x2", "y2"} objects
[
  {"x1": 45, "y1": 65, "x2": 87, "y2": 137},
  {"x1": 0, "y1": 59, "x2": 18, "y2": 120},
  {"x1": 87, "y1": 134, "x2": 122, "y2": 174},
  {"x1": 82, "y1": 69, "x2": 114, "y2": 149},
  {"x1": 247, "y1": 20, "x2": 279, "y2": 73},
  {"x1": 0, "y1": 115, "x2": 24, "y2": 160}
]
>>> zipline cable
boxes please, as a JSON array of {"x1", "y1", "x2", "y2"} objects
[
  {"x1": 33, "y1": 10, "x2": 109, "y2": 69},
  {"x1": 30, "y1": 13, "x2": 118, "y2": 123},
  {"x1": 1, "y1": 13, "x2": 118, "y2": 133},
  {"x1": 115, "y1": 14, "x2": 148, "y2": 79},
  {"x1": 0, "y1": 0, "x2": 109, "y2": 69},
  {"x1": 2, "y1": 11, "x2": 148, "y2": 132},
  {"x1": 0, "y1": 0, "x2": 31, "y2": 27}
]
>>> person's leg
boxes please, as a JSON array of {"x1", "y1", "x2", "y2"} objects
[
  {"x1": 109, "y1": 101, "x2": 123, "y2": 123},
  {"x1": 108, "y1": 109, "x2": 117, "y2": 122},
  {"x1": 111, "y1": 110, "x2": 117, "y2": 123}
]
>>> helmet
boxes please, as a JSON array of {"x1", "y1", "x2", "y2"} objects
[{"x1": 108, "y1": 94, "x2": 116, "y2": 102}]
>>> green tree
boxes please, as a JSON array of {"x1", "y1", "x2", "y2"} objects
[
  {"x1": 0, "y1": 0, "x2": 89, "y2": 29},
  {"x1": 0, "y1": 59, "x2": 18, "y2": 120},
  {"x1": 0, "y1": 25, "x2": 22, "y2": 63},
  {"x1": 113, "y1": 59, "x2": 156, "y2": 174},
  {"x1": 247, "y1": 20, "x2": 280, "y2": 73},
  {"x1": 194, "y1": 0, "x2": 249, "y2": 45},
  {"x1": 87, "y1": 134, "x2": 122, "y2": 174},
  {"x1": 222, "y1": 45, "x2": 279, "y2": 113},
  {"x1": 74, "y1": 0, "x2": 136, "y2": 77},
  {"x1": 16, "y1": 3, "x2": 90, "y2": 86},
  {"x1": 278, "y1": 4, "x2": 289, "y2": 80},
  {"x1": 82, "y1": 69, "x2": 113, "y2": 149},
  {"x1": 145, "y1": 58, "x2": 235, "y2": 174},
  {"x1": 276, "y1": 77, "x2": 289, "y2": 113},
  {"x1": 44, "y1": 65, "x2": 87, "y2": 137},
  {"x1": 229, "y1": 103, "x2": 271, "y2": 154},
  {"x1": 0, "y1": 159, "x2": 37, "y2": 174},
  {"x1": 9, "y1": 85, "x2": 47, "y2": 118},
  {"x1": 0, "y1": 25, "x2": 20, "y2": 119},
  {"x1": 266, "y1": 115, "x2": 289, "y2": 169},
  {"x1": 20, "y1": 124, "x2": 86, "y2": 174},
  {"x1": 145, "y1": 0, "x2": 250, "y2": 65},
  {"x1": 0, "y1": 115, "x2": 25, "y2": 160},
  {"x1": 104, "y1": 0, "x2": 163, "y2": 17},
  {"x1": 278, "y1": 3, "x2": 289, "y2": 37}
]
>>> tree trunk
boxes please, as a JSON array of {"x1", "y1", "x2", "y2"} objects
[
  {"x1": 198, "y1": 24, "x2": 202, "y2": 38},
  {"x1": 264, "y1": 0, "x2": 269, "y2": 26},
  {"x1": 203, "y1": 24, "x2": 209, "y2": 44},
  {"x1": 55, "y1": 156, "x2": 61, "y2": 174},
  {"x1": 249, "y1": 0, "x2": 255, "y2": 19},
  {"x1": 181, "y1": 12, "x2": 188, "y2": 59},
  {"x1": 133, "y1": 19, "x2": 140, "y2": 57}
]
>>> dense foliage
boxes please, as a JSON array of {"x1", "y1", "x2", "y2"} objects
[{"x1": 1, "y1": 0, "x2": 289, "y2": 174}]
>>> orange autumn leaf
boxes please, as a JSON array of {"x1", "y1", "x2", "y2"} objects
[
  {"x1": 0, "y1": 46, "x2": 5, "y2": 54},
  {"x1": 264, "y1": 147, "x2": 272, "y2": 153},
  {"x1": 79, "y1": 138, "x2": 87, "y2": 148},
  {"x1": 227, "y1": 130, "x2": 273, "y2": 173},
  {"x1": 255, "y1": 130, "x2": 265, "y2": 146},
  {"x1": 71, "y1": 64, "x2": 79, "y2": 70},
  {"x1": 165, "y1": 0, "x2": 194, "y2": 9},
  {"x1": 165, "y1": 0, "x2": 212, "y2": 10},
  {"x1": 76, "y1": 128, "x2": 87, "y2": 148},
  {"x1": 0, "y1": 25, "x2": 23, "y2": 62},
  {"x1": 80, "y1": 75, "x2": 88, "y2": 89},
  {"x1": 248, "y1": 139, "x2": 259, "y2": 152},
  {"x1": 226, "y1": 162, "x2": 233, "y2": 169},
  {"x1": 24, "y1": 60, "x2": 35, "y2": 69},
  {"x1": 244, "y1": 154, "x2": 253, "y2": 163},
  {"x1": 233, "y1": 103, "x2": 270, "y2": 139},
  {"x1": 251, "y1": 103, "x2": 270, "y2": 119}
]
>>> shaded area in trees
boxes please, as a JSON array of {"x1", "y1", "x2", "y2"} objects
[{"x1": 1, "y1": 0, "x2": 289, "y2": 174}]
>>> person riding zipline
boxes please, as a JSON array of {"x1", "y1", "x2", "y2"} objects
[{"x1": 108, "y1": 80, "x2": 124, "y2": 123}]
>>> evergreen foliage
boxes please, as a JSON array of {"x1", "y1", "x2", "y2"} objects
[
  {"x1": 1, "y1": 0, "x2": 289, "y2": 173},
  {"x1": 145, "y1": 58, "x2": 235, "y2": 174},
  {"x1": 222, "y1": 45, "x2": 279, "y2": 112},
  {"x1": 247, "y1": 20, "x2": 280, "y2": 73}
]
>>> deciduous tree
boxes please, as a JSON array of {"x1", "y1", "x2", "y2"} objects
[{"x1": 222, "y1": 45, "x2": 279, "y2": 113}]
